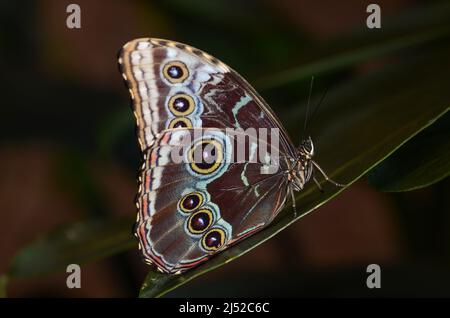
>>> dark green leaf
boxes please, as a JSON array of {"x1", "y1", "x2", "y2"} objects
[
  {"x1": 9, "y1": 217, "x2": 135, "y2": 278},
  {"x1": 368, "y1": 111, "x2": 450, "y2": 192},
  {"x1": 255, "y1": 2, "x2": 450, "y2": 90}
]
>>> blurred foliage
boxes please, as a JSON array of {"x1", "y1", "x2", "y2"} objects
[
  {"x1": 369, "y1": 112, "x2": 450, "y2": 192},
  {"x1": 0, "y1": 275, "x2": 7, "y2": 298},
  {"x1": 255, "y1": 1, "x2": 450, "y2": 91},
  {"x1": 2, "y1": 0, "x2": 450, "y2": 297},
  {"x1": 9, "y1": 217, "x2": 135, "y2": 277}
]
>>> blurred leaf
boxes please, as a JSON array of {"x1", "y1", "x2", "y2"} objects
[
  {"x1": 54, "y1": 149, "x2": 109, "y2": 217},
  {"x1": 9, "y1": 217, "x2": 135, "y2": 278},
  {"x1": 139, "y1": 46, "x2": 450, "y2": 298},
  {"x1": 0, "y1": 275, "x2": 8, "y2": 298},
  {"x1": 97, "y1": 107, "x2": 135, "y2": 157},
  {"x1": 368, "y1": 111, "x2": 450, "y2": 192},
  {"x1": 153, "y1": 0, "x2": 306, "y2": 74},
  {"x1": 256, "y1": 2, "x2": 450, "y2": 90}
]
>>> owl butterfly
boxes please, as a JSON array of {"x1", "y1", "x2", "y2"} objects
[{"x1": 118, "y1": 38, "x2": 344, "y2": 274}]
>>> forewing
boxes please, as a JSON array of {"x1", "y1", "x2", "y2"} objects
[{"x1": 118, "y1": 38, "x2": 295, "y2": 156}]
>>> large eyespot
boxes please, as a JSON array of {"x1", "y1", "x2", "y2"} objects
[
  {"x1": 168, "y1": 93, "x2": 195, "y2": 116},
  {"x1": 179, "y1": 192, "x2": 203, "y2": 213},
  {"x1": 188, "y1": 139, "x2": 223, "y2": 175},
  {"x1": 187, "y1": 209, "x2": 214, "y2": 234},
  {"x1": 202, "y1": 228, "x2": 226, "y2": 252},
  {"x1": 162, "y1": 61, "x2": 189, "y2": 83},
  {"x1": 168, "y1": 117, "x2": 192, "y2": 129}
]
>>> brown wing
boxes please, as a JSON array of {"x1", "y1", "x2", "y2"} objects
[
  {"x1": 134, "y1": 128, "x2": 289, "y2": 274},
  {"x1": 118, "y1": 38, "x2": 295, "y2": 156},
  {"x1": 119, "y1": 38, "x2": 294, "y2": 274}
]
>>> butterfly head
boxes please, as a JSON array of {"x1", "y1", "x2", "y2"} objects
[
  {"x1": 291, "y1": 136, "x2": 346, "y2": 191},
  {"x1": 298, "y1": 136, "x2": 315, "y2": 160},
  {"x1": 286, "y1": 136, "x2": 315, "y2": 192}
]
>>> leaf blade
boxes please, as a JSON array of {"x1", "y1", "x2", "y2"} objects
[
  {"x1": 9, "y1": 217, "x2": 136, "y2": 278},
  {"x1": 139, "y1": 46, "x2": 450, "y2": 298},
  {"x1": 368, "y1": 111, "x2": 450, "y2": 192}
]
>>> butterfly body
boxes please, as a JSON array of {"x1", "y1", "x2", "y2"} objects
[{"x1": 119, "y1": 38, "x2": 336, "y2": 274}]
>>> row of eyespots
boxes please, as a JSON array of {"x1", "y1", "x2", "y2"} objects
[
  {"x1": 163, "y1": 61, "x2": 194, "y2": 129},
  {"x1": 179, "y1": 192, "x2": 226, "y2": 251}
]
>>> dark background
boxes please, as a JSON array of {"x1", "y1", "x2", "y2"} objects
[{"x1": 1, "y1": 0, "x2": 449, "y2": 297}]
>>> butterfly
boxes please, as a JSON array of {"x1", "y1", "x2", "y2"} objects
[{"x1": 118, "y1": 38, "x2": 344, "y2": 274}]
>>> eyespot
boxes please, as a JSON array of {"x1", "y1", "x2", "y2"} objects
[
  {"x1": 187, "y1": 209, "x2": 214, "y2": 234},
  {"x1": 202, "y1": 228, "x2": 226, "y2": 251},
  {"x1": 188, "y1": 139, "x2": 223, "y2": 175},
  {"x1": 179, "y1": 192, "x2": 203, "y2": 213},
  {"x1": 162, "y1": 61, "x2": 189, "y2": 83},
  {"x1": 168, "y1": 93, "x2": 195, "y2": 116},
  {"x1": 168, "y1": 117, "x2": 192, "y2": 129}
]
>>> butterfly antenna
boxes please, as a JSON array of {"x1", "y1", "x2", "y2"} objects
[
  {"x1": 303, "y1": 76, "x2": 315, "y2": 132},
  {"x1": 308, "y1": 85, "x2": 329, "y2": 128}
]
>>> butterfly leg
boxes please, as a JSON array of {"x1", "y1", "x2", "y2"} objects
[
  {"x1": 313, "y1": 176, "x2": 324, "y2": 193},
  {"x1": 311, "y1": 160, "x2": 347, "y2": 187},
  {"x1": 290, "y1": 185, "x2": 298, "y2": 217}
]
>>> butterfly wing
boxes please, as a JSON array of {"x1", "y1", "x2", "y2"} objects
[
  {"x1": 119, "y1": 38, "x2": 294, "y2": 273},
  {"x1": 118, "y1": 38, "x2": 295, "y2": 156},
  {"x1": 135, "y1": 128, "x2": 289, "y2": 273}
]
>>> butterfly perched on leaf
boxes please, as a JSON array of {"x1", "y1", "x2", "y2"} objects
[{"x1": 118, "y1": 38, "x2": 344, "y2": 274}]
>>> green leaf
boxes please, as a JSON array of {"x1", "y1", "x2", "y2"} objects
[
  {"x1": 0, "y1": 275, "x2": 8, "y2": 298},
  {"x1": 255, "y1": 2, "x2": 450, "y2": 90},
  {"x1": 368, "y1": 111, "x2": 450, "y2": 192},
  {"x1": 139, "y1": 46, "x2": 450, "y2": 298},
  {"x1": 9, "y1": 217, "x2": 135, "y2": 278}
]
